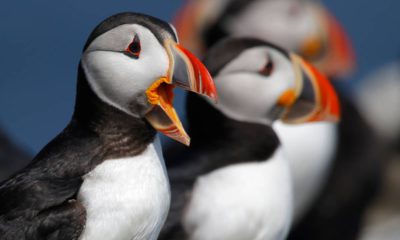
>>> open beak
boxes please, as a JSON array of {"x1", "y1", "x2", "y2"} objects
[
  {"x1": 299, "y1": 4, "x2": 355, "y2": 78},
  {"x1": 145, "y1": 39, "x2": 217, "y2": 146},
  {"x1": 279, "y1": 54, "x2": 340, "y2": 124}
]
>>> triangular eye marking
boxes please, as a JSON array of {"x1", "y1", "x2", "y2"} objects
[
  {"x1": 259, "y1": 54, "x2": 274, "y2": 77},
  {"x1": 126, "y1": 34, "x2": 141, "y2": 59}
]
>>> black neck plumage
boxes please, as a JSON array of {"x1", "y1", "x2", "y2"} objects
[
  {"x1": 72, "y1": 64, "x2": 157, "y2": 157},
  {"x1": 32, "y1": 64, "x2": 157, "y2": 166},
  {"x1": 186, "y1": 92, "x2": 280, "y2": 161}
]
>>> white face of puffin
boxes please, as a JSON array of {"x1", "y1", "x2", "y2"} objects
[
  {"x1": 212, "y1": 46, "x2": 296, "y2": 125},
  {"x1": 81, "y1": 23, "x2": 217, "y2": 145},
  {"x1": 210, "y1": 44, "x2": 341, "y2": 126},
  {"x1": 82, "y1": 24, "x2": 170, "y2": 117}
]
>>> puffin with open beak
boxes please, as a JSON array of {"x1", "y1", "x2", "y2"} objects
[
  {"x1": 171, "y1": 1, "x2": 384, "y2": 240},
  {"x1": 0, "y1": 12, "x2": 216, "y2": 240},
  {"x1": 160, "y1": 38, "x2": 340, "y2": 240}
]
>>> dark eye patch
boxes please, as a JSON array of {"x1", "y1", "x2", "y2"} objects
[
  {"x1": 259, "y1": 54, "x2": 274, "y2": 77},
  {"x1": 125, "y1": 34, "x2": 141, "y2": 59}
]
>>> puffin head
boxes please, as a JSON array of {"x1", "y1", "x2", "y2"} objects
[
  {"x1": 174, "y1": 0, "x2": 355, "y2": 78},
  {"x1": 202, "y1": 38, "x2": 340, "y2": 125},
  {"x1": 81, "y1": 12, "x2": 217, "y2": 145}
]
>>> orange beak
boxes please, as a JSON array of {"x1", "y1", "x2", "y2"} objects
[
  {"x1": 280, "y1": 54, "x2": 340, "y2": 124},
  {"x1": 145, "y1": 39, "x2": 217, "y2": 145},
  {"x1": 299, "y1": 3, "x2": 356, "y2": 78}
]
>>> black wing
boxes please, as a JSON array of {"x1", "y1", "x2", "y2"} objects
[{"x1": 0, "y1": 123, "x2": 100, "y2": 240}]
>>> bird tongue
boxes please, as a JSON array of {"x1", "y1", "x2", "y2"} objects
[
  {"x1": 145, "y1": 78, "x2": 190, "y2": 146},
  {"x1": 144, "y1": 40, "x2": 217, "y2": 146}
]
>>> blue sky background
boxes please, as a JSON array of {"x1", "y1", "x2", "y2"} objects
[{"x1": 0, "y1": 0, "x2": 400, "y2": 153}]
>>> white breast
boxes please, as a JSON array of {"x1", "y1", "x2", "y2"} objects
[
  {"x1": 77, "y1": 137, "x2": 170, "y2": 240},
  {"x1": 183, "y1": 147, "x2": 293, "y2": 240},
  {"x1": 273, "y1": 121, "x2": 338, "y2": 222}
]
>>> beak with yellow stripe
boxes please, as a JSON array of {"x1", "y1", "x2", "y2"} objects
[
  {"x1": 280, "y1": 54, "x2": 340, "y2": 123},
  {"x1": 145, "y1": 39, "x2": 217, "y2": 146}
]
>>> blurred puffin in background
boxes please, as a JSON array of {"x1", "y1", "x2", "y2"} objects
[
  {"x1": 170, "y1": 0, "x2": 385, "y2": 239},
  {"x1": 175, "y1": 0, "x2": 354, "y2": 78},
  {"x1": 0, "y1": 12, "x2": 217, "y2": 240},
  {"x1": 160, "y1": 38, "x2": 340, "y2": 240}
]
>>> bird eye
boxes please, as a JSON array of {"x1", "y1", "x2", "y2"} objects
[
  {"x1": 126, "y1": 34, "x2": 141, "y2": 59},
  {"x1": 259, "y1": 56, "x2": 274, "y2": 77}
]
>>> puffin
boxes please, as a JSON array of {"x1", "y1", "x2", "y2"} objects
[
  {"x1": 0, "y1": 12, "x2": 217, "y2": 240},
  {"x1": 174, "y1": 0, "x2": 355, "y2": 77},
  {"x1": 172, "y1": 0, "x2": 353, "y2": 219},
  {"x1": 172, "y1": 0, "x2": 347, "y2": 218},
  {"x1": 172, "y1": 0, "x2": 384, "y2": 239},
  {"x1": 160, "y1": 38, "x2": 340, "y2": 240}
]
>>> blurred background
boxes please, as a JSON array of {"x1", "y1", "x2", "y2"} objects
[{"x1": 0, "y1": 1, "x2": 400, "y2": 239}]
